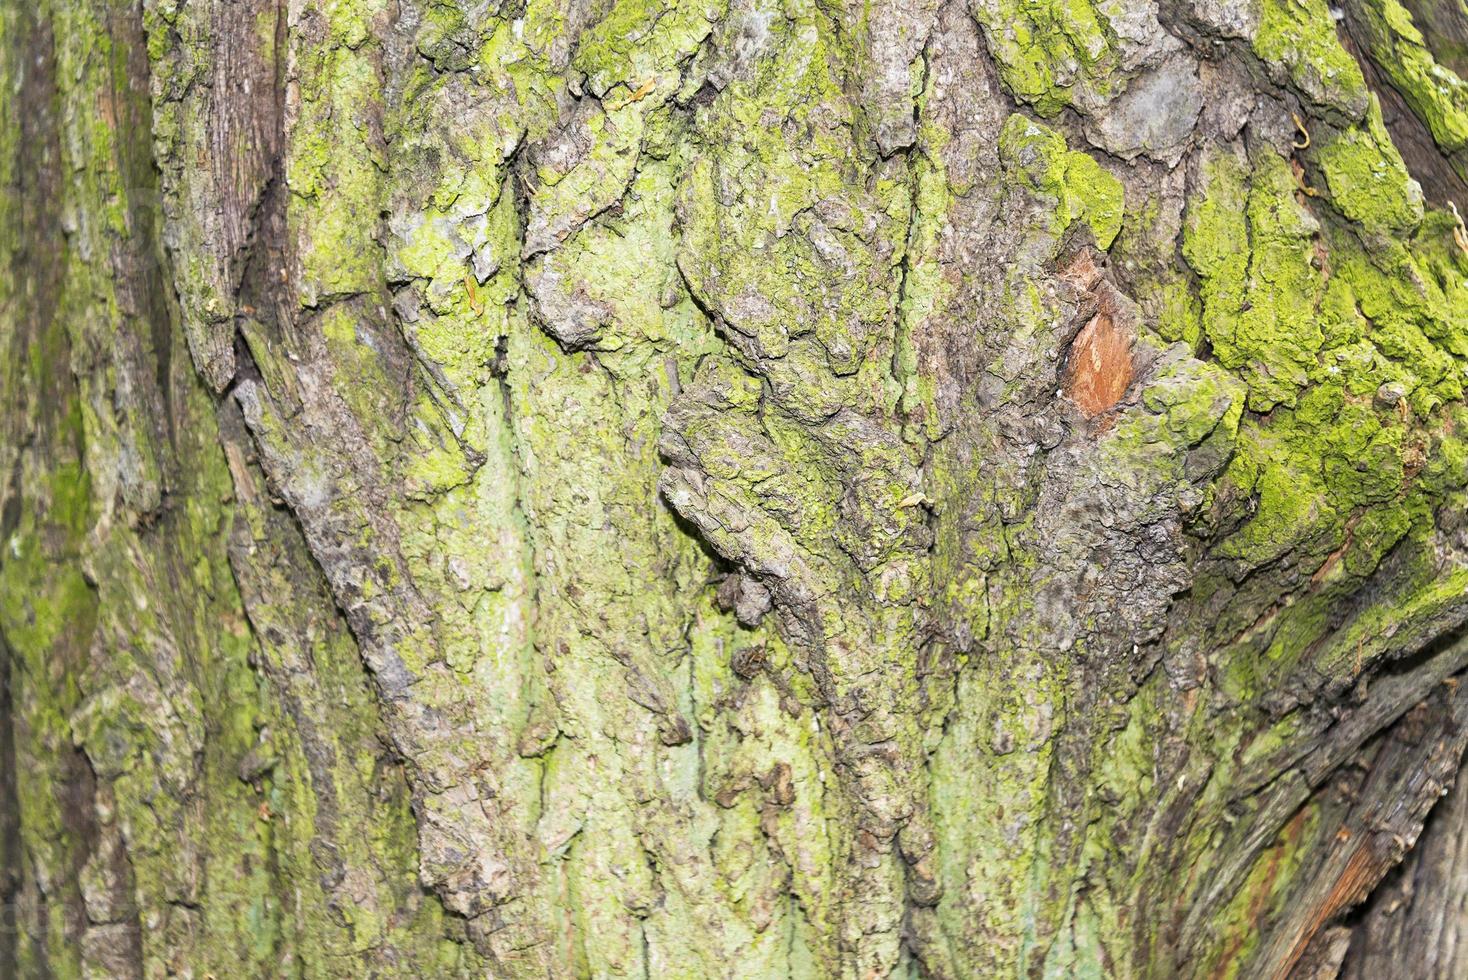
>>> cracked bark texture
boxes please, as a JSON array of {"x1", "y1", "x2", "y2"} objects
[{"x1": 6, "y1": 0, "x2": 1468, "y2": 973}]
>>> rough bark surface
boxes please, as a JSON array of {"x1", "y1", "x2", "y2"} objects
[{"x1": 6, "y1": 0, "x2": 1468, "y2": 974}]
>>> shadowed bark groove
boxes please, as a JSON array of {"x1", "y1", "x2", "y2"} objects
[{"x1": 6, "y1": 0, "x2": 1468, "y2": 974}]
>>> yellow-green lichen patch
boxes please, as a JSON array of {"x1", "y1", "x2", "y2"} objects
[
  {"x1": 526, "y1": 156, "x2": 705, "y2": 352},
  {"x1": 926, "y1": 651, "x2": 1069, "y2": 973},
  {"x1": 1182, "y1": 139, "x2": 1468, "y2": 694},
  {"x1": 1154, "y1": 279, "x2": 1205, "y2": 350},
  {"x1": 1137, "y1": 352, "x2": 1247, "y2": 449},
  {"x1": 1351, "y1": 0, "x2": 1468, "y2": 155},
  {"x1": 571, "y1": 0, "x2": 728, "y2": 99},
  {"x1": 1184, "y1": 146, "x2": 1326, "y2": 412},
  {"x1": 970, "y1": 0, "x2": 1118, "y2": 115},
  {"x1": 285, "y1": 0, "x2": 388, "y2": 306},
  {"x1": 675, "y1": 10, "x2": 911, "y2": 379},
  {"x1": 384, "y1": 65, "x2": 528, "y2": 397},
  {"x1": 892, "y1": 98, "x2": 960, "y2": 439},
  {"x1": 1251, "y1": 0, "x2": 1369, "y2": 116},
  {"x1": 1316, "y1": 96, "x2": 1425, "y2": 235},
  {"x1": 0, "y1": 454, "x2": 99, "y2": 979},
  {"x1": 999, "y1": 114, "x2": 1125, "y2": 249}
]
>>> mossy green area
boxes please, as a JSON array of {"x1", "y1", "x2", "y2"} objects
[
  {"x1": 1351, "y1": 0, "x2": 1468, "y2": 155},
  {"x1": 970, "y1": 0, "x2": 1119, "y2": 114},
  {"x1": 1150, "y1": 8, "x2": 1468, "y2": 953},
  {"x1": 1184, "y1": 135, "x2": 1468, "y2": 573},
  {"x1": 0, "y1": 0, "x2": 486, "y2": 973},
  {"x1": 1317, "y1": 96, "x2": 1425, "y2": 235},
  {"x1": 1252, "y1": 0, "x2": 1369, "y2": 115},
  {"x1": 999, "y1": 113, "x2": 1126, "y2": 248},
  {"x1": 8, "y1": 0, "x2": 1468, "y2": 974}
]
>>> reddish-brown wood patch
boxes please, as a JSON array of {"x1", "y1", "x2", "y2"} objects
[{"x1": 1066, "y1": 310, "x2": 1133, "y2": 418}]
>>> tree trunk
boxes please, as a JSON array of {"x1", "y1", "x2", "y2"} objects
[{"x1": 6, "y1": 0, "x2": 1468, "y2": 973}]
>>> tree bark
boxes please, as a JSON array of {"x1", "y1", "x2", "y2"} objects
[{"x1": 6, "y1": 0, "x2": 1468, "y2": 974}]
